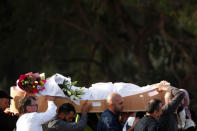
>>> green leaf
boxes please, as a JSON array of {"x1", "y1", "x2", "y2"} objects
[
  {"x1": 72, "y1": 81, "x2": 78, "y2": 86},
  {"x1": 67, "y1": 90, "x2": 71, "y2": 96}
]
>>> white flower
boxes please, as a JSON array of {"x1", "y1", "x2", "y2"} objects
[
  {"x1": 65, "y1": 77, "x2": 71, "y2": 85},
  {"x1": 73, "y1": 96, "x2": 80, "y2": 100},
  {"x1": 70, "y1": 95, "x2": 75, "y2": 100},
  {"x1": 40, "y1": 73, "x2": 45, "y2": 80}
]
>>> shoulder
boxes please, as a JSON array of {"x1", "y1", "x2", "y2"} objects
[
  {"x1": 100, "y1": 110, "x2": 114, "y2": 121},
  {"x1": 102, "y1": 109, "x2": 110, "y2": 114},
  {"x1": 135, "y1": 116, "x2": 159, "y2": 130},
  {"x1": 137, "y1": 116, "x2": 158, "y2": 125},
  {"x1": 100, "y1": 114, "x2": 120, "y2": 127},
  {"x1": 48, "y1": 117, "x2": 62, "y2": 127},
  {"x1": 48, "y1": 117, "x2": 73, "y2": 130},
  {"x1": 20, "y1": 112, "x2": 35, "y2": 117},
  {"x1": 101, "y1": 110, "x2": 113, "y2": 117},
  {"x1": 18, "y1": 112, "x2": 38, "y2": 121}
]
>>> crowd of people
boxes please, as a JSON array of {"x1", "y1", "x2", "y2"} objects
[{"x1": 0, "y1": 84, "x2": 196, "y2": 131}]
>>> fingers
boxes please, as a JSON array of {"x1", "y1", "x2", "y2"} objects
[
  {"x1": 23, "y1": 92, "x2": 27, "y2": 97},
  {"x1": 82, "y1": 100, "x2": 88, "y2": 106},
  {"x1": 81, "y1": 101, "x2": 92, "y2": 114},
  {"x1": 86, "y1": 102, "x2": 92, "y2": 111},
  {"x1": 160, "y1": 81, "x2": 169, "y2": 85},
  {"x1": 4, "y1": 108, "x2": 16, "y2": 116},
  {"x1": 157, "y1": 81, "x2": 170, "y2": 92},
  {"x1": 46, "y1": 96, "x2": 55, "y2": 101}
]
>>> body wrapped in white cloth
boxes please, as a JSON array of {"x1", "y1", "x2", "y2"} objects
[
  {"x1": 12, "y1": 73, "x2": 168, "y2": 113},
  {"x1": 15, "y1": 73, "x2": 167, "y2": 101},
  {"x1": 21, "y1": 74, "x2": 162, "y2": 100}
]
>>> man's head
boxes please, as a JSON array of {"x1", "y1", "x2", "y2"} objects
[
  {"x1": 146, "y1": 99, "x2": 162, "y2": 118},
  {"x1": 0, "y1": 90, "x2": 13, "y2": 111},
  {"x1": 58, "y1": 103, "x2": 76, "y2": 122},
  {"x1": 106, "y1": 93, "x2": 124, "y2": 115},
  {"x1": 18, "y1": 96, "x2": 38, "y2": 114}
]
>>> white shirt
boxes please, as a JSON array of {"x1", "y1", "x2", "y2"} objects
[
  {"x1": 123, "y1": 117, "x2": 135, "y2": 131},
  {"x1": 16, "y1": 101, "x2": 57, "y2": 131}
]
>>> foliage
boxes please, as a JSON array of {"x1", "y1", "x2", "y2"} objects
[
  {"x1": 59, "y1": 80, "x2": 84, "y2": 100},
  {"x1": 1, "y1": 0, "x2": 197, "y2": 124}
]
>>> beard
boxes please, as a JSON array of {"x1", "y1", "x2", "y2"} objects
[{"x1": 114, "y1": 106, "x2": 122, "y2": 115}]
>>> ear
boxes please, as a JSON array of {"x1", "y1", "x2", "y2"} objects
[
  {"x1": 58, "y1": 112, "x2": 65, "y2": 120},
  {"x1": 109, "y1": 103, "x2": 113, "y2": 107},
  {"x1": 152, "y1": 110, "x2": 157, "y2": 115},
  {"x1": 26, "y1": 106, "x2": 31, "y2": 112}
]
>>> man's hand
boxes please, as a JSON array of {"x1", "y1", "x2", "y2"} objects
[
  {"x1": 157, "y1": 81, "x2": 170, "y2": 92},
  {"x1": 158, "y1": 85, "x2": 169, "y2": 92},
  {"x1": 46, "y1": 96, "x2": 55, "y2": 101},
  {"x1": 4, "y1": 108, "x2": 14, "y2": 115},
  {"x1": 4, "y1": 108, "x2": 18, "y2": 116},
  {"x1": 160, "y1": 81, "x2": 170, "y2": 86},
  {"x1": 81, "y1": 100, "x2": 92, "y2": 114}
]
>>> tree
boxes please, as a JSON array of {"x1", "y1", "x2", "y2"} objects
[{"x1": 1, "y1": 0, "x2": 197, "y2": 124}]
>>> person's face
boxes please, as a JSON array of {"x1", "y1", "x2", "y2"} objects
[
  {"x1": 64, "y1": 111, "x2": 75, "y2": 122},
  {"x1": 155, "y1": 103, "x2": 163, "y2": 118},
  {"x1": 0, "y1": 98, "x2": 10, "y2": 111},
  {"x1": 26, "y1": 99, "x2": 38, "y2": 113},
  {"x1": 113, "y1": 97, "x2": 124, "y2": 114}
]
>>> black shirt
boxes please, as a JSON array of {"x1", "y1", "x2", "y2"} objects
[
  {"x1": 159, "y1": 87, "x2": 185, "y2": 131},
  {"x1": 134, "y1": 115, "x2": 160, "y2": 131},
  {"x1": 0, "y1": 110, "x2": 18, "y2": 131}
]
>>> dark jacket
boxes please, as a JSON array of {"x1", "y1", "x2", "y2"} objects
[
  {"x1": 134, "y1": 115, "x2": 160, "y2": 131},
  {"x1": 159, "y1": 86, "x2": 185, "y2": 131},
  {"x1": 97, "y1": 109, "x2": 122, "y2": 131},
  {"x1": 0, "y1": 110, "x2": 18, "y2": 131},
  {"x1": 48, "y1": 114, "x2": 87, "y2": 131}
]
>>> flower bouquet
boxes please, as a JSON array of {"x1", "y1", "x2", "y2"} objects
[
  {"x1": 16, "y1": 73, "x2": 84, "y2": 101},
  {"x1": 17, "y1": 72, "x2": 46, "y2": 93},
  {"x1": 58, "y1": 78, "x2": 85, "y2": 100}
]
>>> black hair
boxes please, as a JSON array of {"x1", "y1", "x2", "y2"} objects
[
  {"x1": 136, "y1": 111, "x2": 146, "y2": 119},
  {"x1": 146, "y1": 99, "x2": 162, "y2": 114},
  {"x1": 58, "y1": 103, "x2": 76, "y2": 115}
]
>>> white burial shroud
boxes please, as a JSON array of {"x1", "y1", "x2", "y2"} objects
[{"x1": 35, "y1": 74, "x2": 158, "y2": 100}]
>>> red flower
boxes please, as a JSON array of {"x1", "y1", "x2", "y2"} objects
[
  {"x1": 17, "y1": 72, "x2": 46, "y2": 93},
  {"x1": 42, "y1": 80, "x2": 47, "y2": 83},
  {"x1": 18, "y1": 74, "x2": 28, "y2": 82},
  {"x1": 32, "y1": 88, "x2": 38, "y2": 93}
]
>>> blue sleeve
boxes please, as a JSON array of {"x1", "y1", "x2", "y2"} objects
[{"x1": 97, "y1": 116, "x2": 121, "y2": 131}]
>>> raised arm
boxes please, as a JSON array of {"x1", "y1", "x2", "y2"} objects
[
  {"x1": 161, "y1": 86, "x2": 185, "y2": 113},
  {"x1": 35, "y1": 96, "x2": 57, "y2": 124}
]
